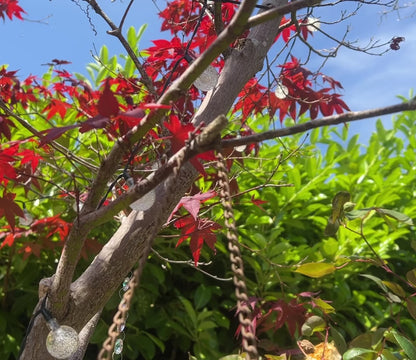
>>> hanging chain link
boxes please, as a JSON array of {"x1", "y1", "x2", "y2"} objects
[
  {"x1": 216, "y1": 151, "x2": 259, "y2": 360},
  {"x1": 98, "y1": 265, "x2": 140, "y2": 360},
  {"x1": 98, "y1": 143, "x2": 190, "y2": 360}
]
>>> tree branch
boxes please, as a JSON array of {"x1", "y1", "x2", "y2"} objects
[
  {"x1": 221, "y1": 98, "x2": 416, "y2": 148},
  {"x1": 81, "y1": 115, "x2": 228, "y2": 227},
  {"x1": 84, "y1": 0, "x2": 156, "y2": 94},
  {"x1": 246, "y1": 0, "x2": 322, "y2": 28}
]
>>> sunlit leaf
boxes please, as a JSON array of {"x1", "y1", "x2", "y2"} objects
[
  {"x1": 382, "y1": 281, "x2": 406, "y2": 298},
  {"x1": 343, "y1": 347, "x2": 377, "y2": 360},
  {"x1": 295, "y1": 263, "x2": 336, "y2": 278},
  {"x1": 313, "y1": 297, "x2": 336, "y2": 314},
  {"x1": 301, "y1": 315, "x2": 326, "y2": 336}
]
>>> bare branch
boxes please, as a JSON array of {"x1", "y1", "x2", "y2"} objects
[
  {"x1": 221, "y1": 98, "x2": 416, "y2": 148},
  {"x1": 246, "y1": 0, "x2": 321, "y2": 27},
  {"x1": 83, "y1": 0, "x2": 156, "y2": 95},
  {"x1": 151, "y1": 248, "x2": 233, "y2": 282}
]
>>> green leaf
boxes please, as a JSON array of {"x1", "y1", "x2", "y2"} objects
[
  {"x1": 313, "y1": 297, "x2": 336, "y2": 314},
  {"x1": 127, "y1": 26, "x2": 138, "y2": 49},
  {"x1": 330, "y1": 327, "x2": 348, "y2": 354},
  {"x1": 99, "y1": 45, "x2": 109, "y2": 64},
  {"x1": 382, "y1": 281, "x2": 406, "y2": 298},
  {"x1": 360, "y1": 274, "x2": 389, "y2": 293},
  {"x1": 330, "y1": 191, "x2": 351, "y2": 223},
  {"x1": 381, "y1": 348, "x2": 400, "y2": 360},
  {"x1": 142, "y1": 331, "x2": 166, "y2": 352},
  {"x1": 301, "y1": 315, "x2": 326, "y2": 336},
  {"x1": 194, "y1": 284, "x2": 212, "y2": 310},
  {"x1": 295, "y1": 262, "x2": 336, "y2": 278},
  {"x1": 406, "y1": 269, "x2": 416, "y2": 288},
  {"x1": 343, "y1": 347, "x2": 377, "y2": 360},
  {"x1": 345, "y1": 208, "x2": 372, "y2": 220},
  {"x1": 375, "y1": 208, "x2": 413, "y2": 225},
  {"x1": 178, "y1": 296, "x2": 198, "y2": 328},
  {"x1": 406, "y1": 297, "x2": 416, "y2": 321},
  {"x1": 136, "y1": 333, "x2": 156, "y2": 360},
  {"x1": 325, "y1": 191, "x2": 352, "y2": 235},
  {"x1": 197, "y1": 320, "x2": 217, "y2": 331},
  {"x1": 391, "y1": 330, "x2": 416, "y2": 359}
]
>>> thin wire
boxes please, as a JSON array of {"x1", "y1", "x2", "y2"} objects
[{"x1": 17, "y1": 296, "x2": 48, "y2": 360}]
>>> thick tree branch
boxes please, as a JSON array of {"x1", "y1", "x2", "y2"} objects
[
  {"x1": 221, "y1": 98, "x2": 416, "y2": 147},
  {"x1": 81, "y1": 115, "x2": 228, "y2": 227},
  {"x1": 246, "y1": 0, "x2": 322, "y2": 28}
]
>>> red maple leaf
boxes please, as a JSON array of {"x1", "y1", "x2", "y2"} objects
[
  {"x1": 0, "y1": 115, "x2": 15, "y2": 140},
  {"x1": 40, "y1": 124, "x2": 78, "y2": 145},
  {"x1": 0, "y1": 147, "x2": 17, "y2": 184},
  {"x1": 31, "y1": 214, "x2": 71, "y2": 241},
  {"x1": 168, "y1": 190, "x2": 216, "y2": 222},
  {"x1": 18, "y1": 148, "x2": 42, "y2": 173},
  {"x1": 19, "y1": 242, "x2": 42, "y2": 260},
  {"x1": 277, "y1": 16, "x2": 297, "y2": 43},
  {"x1": 97, "y1": 79, "x2": 120, "y2": 117},
  {"x1": 261, "y1": 299, "x2": 307, "y2": 337},
  {"x1": 174, "y1": 215, "x2": 221, "y2": 265},
  {"x1": 0, "y1": 0, "x2": 25, "y2": 21},
  {"x1": 250, "y1": 195, "x2": 268, "y2": 212},
  {"x1": 164, "y1": 115, "x2": 195, "y2": 153},
  {"x1": 0, "y1": 232, "x2": 15, "y2": 249},
  {"x1": 42, "y1": 98, "x2": 71, "y2": 120},
  {"x1": 0, "y1": 191, "x2": 24, "y2": 232}
]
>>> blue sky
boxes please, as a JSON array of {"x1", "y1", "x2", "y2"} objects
[{"x1": 2, "y1": 0, "x2": 415, "y2": 143}]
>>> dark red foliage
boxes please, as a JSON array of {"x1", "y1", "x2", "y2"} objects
[
  {"x1": 390, "y1": 36, "x2": 405, "y2": 50},
  {"x1": 0, "y1": 191, "x2": 24, "y2": 232},
  {"x1": 0, "y1": 115, "x2": 15, "y2": 140},
  {"x1": 268, "y1": 56, "x2": 350, "y2": 122},
  {"x1": 174, "y1": 215, "x2": 221, "y2": 265},
  {"x1": 236, "y1": 297, "x2": 308, "y2": 340},
  {"x1": 164, "y1": 115, "x2": 195, "y2": 154},
  {"x1": 97, "y1": 79, "x2": 120, "y2": 117}
]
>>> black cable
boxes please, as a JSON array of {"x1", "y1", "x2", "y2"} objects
[{"x1": 17, "y1": 296, "x2": 48, "y2": 360}]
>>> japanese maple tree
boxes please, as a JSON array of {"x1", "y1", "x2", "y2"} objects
[{"x1": 1, "y1": 0, "x2": 415, "y2": 359}]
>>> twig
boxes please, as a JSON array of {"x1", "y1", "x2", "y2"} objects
[
  {"x1": 220, "y1": 98, "x2": 416, "y2": 148},
  {"x1": 84, "y1": 0, "x2": 156, "y2": 95},
  {"x1": 151, "y1": 248, "x2": 233, "y2": 282}
]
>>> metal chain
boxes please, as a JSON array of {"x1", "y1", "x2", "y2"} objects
[
  {"x1": 98, "y1": 266, "x2": 140, "y2": 360},
  {"x1": 98, "y1": 145, "x2": 189, "y2": 360},
  {"x1": 216, "y1": 151, "x2": 259, "y2": 360}
]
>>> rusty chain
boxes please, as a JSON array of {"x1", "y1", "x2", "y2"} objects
[
  {"x1": 98, "y1": 116, "x2": 254, "y2": 359},
  {"x1": 98, "y1": 266, "x2": 139, "y2": 359},
  {"x1": 216, "y1": 151, "x2": 259, "y2": 360}
]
